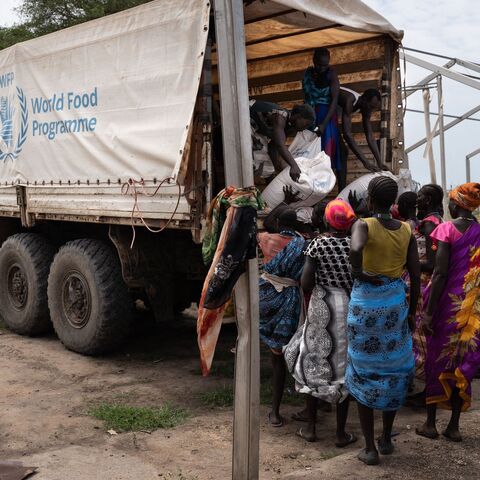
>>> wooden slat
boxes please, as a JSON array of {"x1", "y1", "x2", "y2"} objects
[
  {"x1": 245, "y1": 29, "x2": 380, "y2": 61},
  {"x1": 248, "y1": 70, "x2": 382, "y2": 97},
  {"x1": 243, "y1": 58, "x2": 384, "y2": 89},
  {"x1": 246, "y1": 25, "x2": 341, "y2": 46},
  {"x1": 239, "y1": 38, "x2": 383, "y2": 78},
  {"x1": 250, "y1": 79, "x2": 379, "y2": 104}
]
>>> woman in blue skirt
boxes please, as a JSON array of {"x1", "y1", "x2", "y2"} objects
[{"x1": 346, "y1": 176, "x2": 420, "y2": 465}]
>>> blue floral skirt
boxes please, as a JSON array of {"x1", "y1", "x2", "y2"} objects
[{"x1": 345, "y1": 277, "x2": 414, "y2": 411}]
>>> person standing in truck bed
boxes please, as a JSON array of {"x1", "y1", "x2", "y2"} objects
[
  {"x1": 303, "y1": 48, "x2": 343, "y2": 188},
  {"x1": 337, "y1": 87, "x2": 390, "y2": 176},
  {"x1": 250, "y1": 100, "x2": 315, "y2": 182}
]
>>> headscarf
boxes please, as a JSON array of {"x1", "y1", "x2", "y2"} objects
[
  {"x1": 325, "y1": 199, "x2": 356, "y2": 231},
  {"x1": 449, "y1": 182, "x2": 480, "y2": 212}
]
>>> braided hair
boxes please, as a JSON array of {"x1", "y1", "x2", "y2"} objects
[
  {"x1": 419, "y1": 184, "x2": 443, "y2": 207},
  {"x1": 418, "y1": 183, "x2": 444, "y2": 216},
  {"x1": 397, "y1": 191, "x2": 418, "y2": 219},
  {"x1": 368, "y1": 176, "x2": 398, "y2": 209}
]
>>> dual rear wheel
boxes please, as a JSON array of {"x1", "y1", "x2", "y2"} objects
[{"x1": 0, "y1": 234, "x2": 131, "y2": 355}]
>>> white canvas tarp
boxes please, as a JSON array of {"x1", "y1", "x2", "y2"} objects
[{"x1": 0, "y1": 0, "x2": 210, "y2": 185}]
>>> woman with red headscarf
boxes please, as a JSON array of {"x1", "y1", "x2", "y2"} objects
[
  {"x1": 417, "y1": 182, "x2": 480, "y2": 442},
  {"x1": 284, "y1": 199, "x2": 357, "y2": 447}
]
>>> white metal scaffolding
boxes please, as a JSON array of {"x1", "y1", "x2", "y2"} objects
[{"x1": 400, "y1": 48, "x2": 480, "y2": 190}]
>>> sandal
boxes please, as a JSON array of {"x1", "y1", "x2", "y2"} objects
[
  {"x1": 268, "y1": 412, "x2": 284, "y2": 427},
  {"x1": 335, "y1": 432, "x2": 358, "y2": 448}
]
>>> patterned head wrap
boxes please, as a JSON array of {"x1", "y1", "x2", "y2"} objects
[
  {"x1": 449, "y1": 182, "x2": 480, "y2": 212},
  {"x1": 325, "y1": 199, "x2": 356, "y2": 231}
]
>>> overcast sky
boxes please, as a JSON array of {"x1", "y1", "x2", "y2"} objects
[{"x1": 1, "y1": 0, "x2": 479, "y2": 187}]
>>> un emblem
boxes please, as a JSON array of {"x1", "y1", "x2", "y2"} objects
[{"x1": 0, "y1": 87, "x2": 28, "y2": 162}]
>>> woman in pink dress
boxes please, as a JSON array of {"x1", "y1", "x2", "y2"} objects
[{"x1": 417, "y1": 182, "x2": 480, "y2": 442}]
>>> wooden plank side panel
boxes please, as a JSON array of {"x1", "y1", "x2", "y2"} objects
[
  {"x1": 212, "y1": 34, "x2": 401, "y2": 191},
  {"x1": 212, "y1": 37, "x2": 386, "y2": 83}
]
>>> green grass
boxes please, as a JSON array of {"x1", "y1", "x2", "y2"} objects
[
  {"x1": 89, "y1": 402, "x2": 189, "y2": 432},
  {"x1": 200, "y1": 385, "x2": 234, "y2": 408},
  {"x1": 199, "y1": 374, "x2": 304, "y2": 409}
]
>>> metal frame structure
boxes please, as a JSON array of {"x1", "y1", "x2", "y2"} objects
[
  {"x1": 400, "y1": 49, "x2": 480, "y2": 189},
  {"x1": 466, "y1": 148, "x2": 480, "y2": 183}
]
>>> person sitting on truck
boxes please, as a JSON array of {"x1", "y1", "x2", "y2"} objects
[
  {"x1": 250, "y1": 100, "x2": 315, "y2": 182},
  {"x1": 337, "y1": 87, "x2": 390, "y2": 176},
  {"x1": 303, "y1": 47, "x2": 342, "y2": 188}
]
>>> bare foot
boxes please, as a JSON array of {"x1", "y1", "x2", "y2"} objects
[
  {"x1": 335, "y1": 432, "x2": 358, "y2": 448},
  {"x1": 357, "y1": 448, "x2": 380, "y2": 466},
  {"x1": 268, "y1": 411, "x2": 284, "y2": 427},
  {"x1": 443, "y1": 427, "x2": 462, "y2": 442},
  {"x1": 296, "y1": 427, "x2": 316, "y2": 442},
  {"x1": 415, "y1": 424, "x2": 439, "y2": 439},
  {"x1": 377, "y1": 437, "x2": 395, "y2": 455}
]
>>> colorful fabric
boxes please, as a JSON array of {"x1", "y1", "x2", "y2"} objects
[
  {"x1": 202, "y1": 186, "x2": 265, "y2": 265},
  {"x1": 430, "y1": 221, "x2": 463, "y2": 245},
  {"x1": 411, "y1": 214, "x2": 442, "y2": 384},
  {"x1": 345, "y1": 277, "x2": 414, "y2": 410},
  {"x1": 362, "y1": 218, "x2": 411, "y2": 279},
  {"x1": 325, "y1": 199, "x2": 356, "y2": 232},
  {"x1": 258, "y1": 232, "x2": 292, "y2": 264},
  {"x1": 303, "y1": 67, "x2": 341, "y2": 171},
  {"x1": 424, "y1": 221, "x2": 480, "y2": 411},
  {"x1": 449, "y1": 182, "x2": 480, "y2": 212},
  {"x1": 197, "y1": 187, "x2": 264, "y2": 376},
  {"x1": 259, "y1": 231, "x2": 306, "y2": 351},
  {"x1": 303, "y1": 67, "x2": 331, "y2": 106},
  {"x1": 284, "y1": 235, "x2": 352, "y2": 403}
]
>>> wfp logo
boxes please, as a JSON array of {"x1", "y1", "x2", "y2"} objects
[{"x1": 0, "y1": 87, "x2": 28, "y2": 162}]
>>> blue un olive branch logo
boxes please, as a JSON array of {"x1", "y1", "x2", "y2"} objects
[{"x1": 0, "y1": 87, "x2": 28, "y2": 162}]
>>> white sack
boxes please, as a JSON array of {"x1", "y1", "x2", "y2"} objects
[
  {"x1": 337, "y1": 171, "x2": 414, "y2": 212},
  {"x1": 261, "y1": 131, "x2": 336, "y2": 208}
]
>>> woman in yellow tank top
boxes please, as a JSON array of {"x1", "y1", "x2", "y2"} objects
[{"x1": 345, "y1": 176, "x2": 421, "y2": 466}]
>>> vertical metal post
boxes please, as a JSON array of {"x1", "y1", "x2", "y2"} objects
[
  {"x1": 422, "y1": 88, "x2": 437, "y2": 184},
  {"x1": 437, "y1": 76, "x2": 447, "y2": 195},
  {"x1": 214, "y1": 1, "x2": 260, "y2": 479}
]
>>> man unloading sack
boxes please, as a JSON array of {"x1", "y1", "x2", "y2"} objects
[
  {"x1": 249, "y1": 100, "x2": 315, "y2": 182},
  {"x1": 337, "y1": 87, "x2": 390, "y2": 180}
]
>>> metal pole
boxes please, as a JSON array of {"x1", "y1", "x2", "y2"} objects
[
  {"x1": 437, "y1": 76, "x2": 447, "y2": 195},
  {"x1": 405, "y1": 104, "x2": 480, "y2": 154},
  {"x1": 422, "y1": 88, "x2": 437, "y2": 184},
  {"x1": 466, "y1": 147, "x2": 480, "y2": 182},
  {"x1": 213, "y1": 1, "x2": 260, "y2": 479},
  {"x1": 403, "y1": 59, "x2": 455, "y2": 99}
]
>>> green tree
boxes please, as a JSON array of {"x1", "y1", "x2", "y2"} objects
[
  {"x1": 0, "y1": 25, "x2": 34, "y2": 50},
  {"x1": 1, "y1": 0, "x2": 151, "y2": 49}
]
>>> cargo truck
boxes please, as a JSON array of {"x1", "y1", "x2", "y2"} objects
[{"x1": 0, "y1": 0, "x2": 404, "y2": 354}]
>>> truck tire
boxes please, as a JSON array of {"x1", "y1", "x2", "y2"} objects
[
  {"x1": 48, "y1": 239, "x2": 132, "y2": 355},
  {"x1": 0, "y1": 233, "x2": 55, "y2": 335}
]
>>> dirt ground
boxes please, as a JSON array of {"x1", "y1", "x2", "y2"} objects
[{"x1": 1, "y1": 311, "x2": 479, "y2": 480}]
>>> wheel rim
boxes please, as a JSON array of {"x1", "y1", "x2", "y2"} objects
[
  {"x1": 61, "y1": 271, "x2": 92, "y2": 329},
  {"x1": 7, "y1": 263, "x2": 28, "y2": 310}
]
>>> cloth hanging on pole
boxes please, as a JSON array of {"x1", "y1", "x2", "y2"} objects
[{"x1": 197, "y1": 186, "x2": 265, "y2": 376}]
